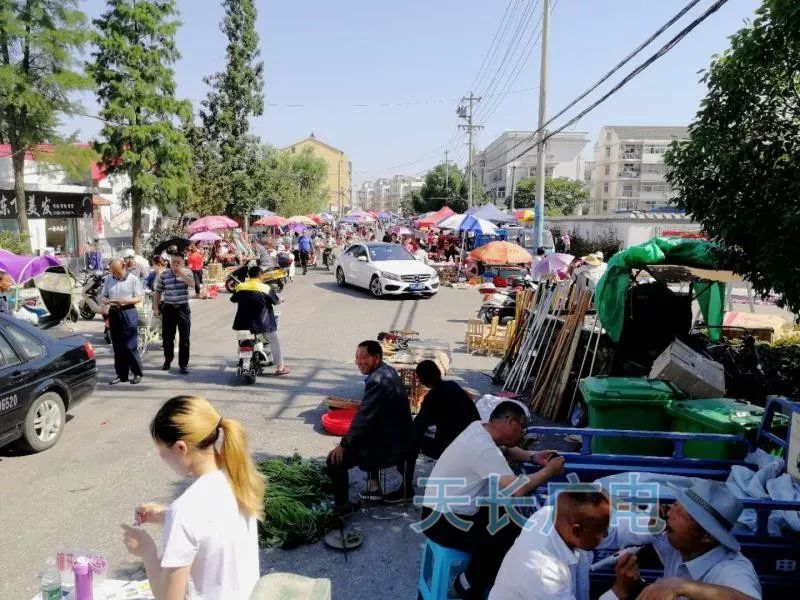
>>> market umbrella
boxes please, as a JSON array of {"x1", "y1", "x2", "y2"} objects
[
  {"x1": 253, "y1": 215, "x2": 288, "y2": 227},
  {"x1": 388, "y1": 226, "x2": 414, "y2": 236},
  {"x1": 416, "y1": 206, "x2": 455, "y2": 227},
  {"x1": 252, "y1": 208, "x2": 275, "y2": 217},
  {"x1": 290, "y1": 224, "x2": 308, "y2": 233},
  {"x1": 153, "y1": 237, "x2": 192, "y2": 257},
  {"x1": 533, "y1": 253, "x2": 575, "y2": 276},
  {"x1": 514, "y1": 208, "x2": 535, "y2": 221},
  {"x1": 470, "y1": 241, "x2": 533, "y2": 265},
  {"x1": 319, "y1": 212, "x2": 335, "y2": 222},
  {"x1": 287, "y1": 215, "x2": 316, "y2": 226},
  {"x1": 0, "y1": 249, "x2": 60, "y2": 283},
  {"x1": 437, "y1": 214, "x2": 468, "y2": 230},
  {"x1": 186, "y1": 215, "x2": 238, "y2": 234},
  {"x1": 341, "y1": 213, "x2": 376, "y2": 224},
  {"x1": 458, "y1": 215, "x2": 499, "y2": 235},
  {"x1": 190, "y1": 231, "x2": 222, "y2": 242},
  {"x1": 307, "y1": 214, "x2": 324, "y2": 225},
  {"x1": 472, "y1": 204, "x2": 513, "y2": 223}
]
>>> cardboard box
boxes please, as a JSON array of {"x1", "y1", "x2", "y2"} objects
[{"x1": 649, "y1": 339, "x2": 726, "y2": 399}]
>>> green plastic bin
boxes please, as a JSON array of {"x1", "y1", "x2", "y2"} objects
[
  {"x1": 667, "y1": 398, "x2": 767, "y2": 460},
  {"x1": 579, "y1": 377, "x2": 683, "y2": 456}
]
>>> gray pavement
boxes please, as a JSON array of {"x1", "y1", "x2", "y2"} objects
[{"x1": 1, "y1": 268, "x2": 503, "y2": 599}]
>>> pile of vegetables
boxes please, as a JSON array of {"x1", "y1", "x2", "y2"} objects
[{"x1": 257, "y1": 454, "x2": 340, "y2": 549}]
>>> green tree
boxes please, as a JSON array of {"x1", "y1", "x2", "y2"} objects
[
  {"x1": 89, "y1": 0, "x2": 193, "y2": 253},
  {"x1": 265, "y1": 147, "x2": 327, "y2": 216},
  {"x1": 418, "y1": 163, "x2": 464, "y2": 212},
  {"x1": 0, "y1": 0, "x2": 91, "y2": 246},
  {"x1": 198, "y1": 0, "x2": 264, "y2": 221},
  {"x1": 665, "y1": 0, "x2": 800, "y2": 313},
  {"x1": 507, "y1": 177, "x2": 588, "y2": 215}
]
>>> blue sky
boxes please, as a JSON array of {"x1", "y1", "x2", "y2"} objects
[{"x1": 68, "y1": 0, "x2": 762, "y2": 188}]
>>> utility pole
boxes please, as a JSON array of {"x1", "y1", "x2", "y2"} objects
[
  {"x1": 458, "y1": 93, "x2": 483, "y2": 209},
  {"x1": 534, "y1": 0, "x2": 550, "y2": 247},
  {"x1": 444, "y1": 149, "x2": 449, "y2": 203},
  {"x1": 509, "y1": 164, "x2": 517, "y2": 212}
]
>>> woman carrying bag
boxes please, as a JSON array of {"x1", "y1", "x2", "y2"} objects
[{"x1": 122, "y1": 395, "x2": 265, "y2": 600}]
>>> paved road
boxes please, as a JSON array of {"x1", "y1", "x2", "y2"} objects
[{"x1": 2, "y1": 268, "x2": 501, "y2": 599}]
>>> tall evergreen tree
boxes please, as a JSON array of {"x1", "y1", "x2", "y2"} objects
[
  {"x1": 89, "y1": 0, "x2": 192, "y2": 253},
  {"x1": 199, "y1": 0, "x2": 264, "y2": 221},
  {"x1": 0, "y1": 0, "x2": 91, "y2": 245}
]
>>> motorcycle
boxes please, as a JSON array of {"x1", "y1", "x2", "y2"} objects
[
  {"x1": 322, "y1": 246, "x2": 334, "y2": 270},
  {"x1": 235, "y1": 331, "x2": 273, "y2": 384},
  {"x1": 477, "y1": 278, "x2": 536, "y2": 325},
  {"x1": 79, "y1": 269, "x2": 106, "y2": 320},
  {"x1": 225, "y1": 264, "x2": 287, "y2": 293}
]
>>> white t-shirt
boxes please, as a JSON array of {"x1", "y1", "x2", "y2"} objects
[
  {"x1": 422, "y1": 421, "x2": 513, "y2": 515},
  {"x1": 161, "y1": 470, "x2": 260, "y2": 600}
]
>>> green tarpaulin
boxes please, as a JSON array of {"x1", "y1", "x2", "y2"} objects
[{"x1": 595, "y1": 237, "x2": 726, "y2": 343}]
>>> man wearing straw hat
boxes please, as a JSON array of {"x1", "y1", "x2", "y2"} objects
[{"x1": 574, "y1": 251, "x2": 607, "y2": 295}]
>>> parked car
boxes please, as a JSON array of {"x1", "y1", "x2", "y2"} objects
[
  {"x1": 335, "y1": 242, "x2": 440, "y2": 298},
  {"x1": 0, "y1": 314, "x2": 97, "y2": 452}
]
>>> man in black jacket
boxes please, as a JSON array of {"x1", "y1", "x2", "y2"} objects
[
  {"x1": 230, "y1": 265, "x2": 290, "y2": 376},
  {"x1": 327, "y1": 340, "x2": 412, "y2": 515}
]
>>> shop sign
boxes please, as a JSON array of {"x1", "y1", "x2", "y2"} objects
[{"x1": 0, "y1": 190, "x2": 92, "y2": 219}]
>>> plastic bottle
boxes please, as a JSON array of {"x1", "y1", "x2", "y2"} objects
[
  {"x1": 40, "y1": 558, "x2": 61, "y2": 600},
  {"x1": 72, "y1": 556, "x2": 93, "y2": 600}
]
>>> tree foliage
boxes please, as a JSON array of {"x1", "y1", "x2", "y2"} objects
[
  {"x1": 508, "y1": 177, "x2": 588, "y2": 215},
  {"x1": 264, "y1": 147, "x2": 328, "y2": 217},
  {"x1": 664, "y1": 0, "x2": 800, "y2": 313},
  {"x1": 415, "y1": 162, "x2": 479, "y2": 214},
  {"x1": 0, "y1": 0, "x2": 91, "y2": 245},
  {"x1": 197, "y1": 0, "x2": 264, "y2": 219},
  {"x1": 89, "y1": 0, "x2": 193, "y2": 253}
]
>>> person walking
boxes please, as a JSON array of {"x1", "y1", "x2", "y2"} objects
[
  {"x1": 187, "y1": 245, "x2": 205, "y2": 296},
  {"x1": 0, "y1": 271, "x2": 14, "y2": 315},
  {"x1": 101, "y1": 258, "x2": 144, "y2": 385},
  {"x1": 154, "y1": 254, "x2": 194, "y2": 375},
  {"x1": 298, "y1": 232, "x2": 313, "y2": 275}
]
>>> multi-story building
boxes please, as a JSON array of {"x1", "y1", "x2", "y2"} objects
[
  {"x1": 590, "y1": 126, "x2": 689, "y2": 214},
  {"x1": 356, "y1": 181, "x2": 374, "y2": 211},
  {"x1": 388, "y1": 175, "x2": 423, "y2": 213},
  {"x1": 284, "y1": 133, "x2": 352, "y2": 215},
  {"x1": 372, "y1": 178, "x2": 391, "y2": 212},
  {"x1": 357, "y1": 174, "x2": 423, "y2": 212},
  {"x1": 474, "y1": 130, "x2": 590, "y2": 204}
]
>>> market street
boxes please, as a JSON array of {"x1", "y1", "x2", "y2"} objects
[{"x1": 0, "y1": 269, "x2": 498, "y2": 600}]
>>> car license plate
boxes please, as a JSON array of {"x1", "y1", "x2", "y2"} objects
[
  {"x1": 409, "y1": 283, "x2": 424, "y2": 291},
  {"x1": 0, "y1": 393, "x2": 19, "y2": 415}
]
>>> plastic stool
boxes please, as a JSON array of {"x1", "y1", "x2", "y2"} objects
[{"x1": 417, "y1": 539, "x2": 471, "y2": 600}]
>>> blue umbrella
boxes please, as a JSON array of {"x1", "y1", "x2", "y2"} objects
[{"x1": 252, "y1": 208, "x2": 275, "y2": 217}]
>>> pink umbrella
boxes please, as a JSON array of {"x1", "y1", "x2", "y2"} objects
[
  {"x1": 186, "y1": 215, "x2": 238, "y2": 234},
  {"x1": 190, "y1": 231, "x2": 222, "y2": 242},
  {"x1": 388, "y1": 226, "x2": 413, "y2": 236},
  {"x1": 533, "y1": 253, "x2": 575, "y2": 276}
]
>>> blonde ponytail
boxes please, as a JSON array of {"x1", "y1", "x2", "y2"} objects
[
  {"x1": 151, "y1": 395, "x2": 266, "y2": 521},
  {"x1": 218, "y1": 417, "x2": 266, "y2": 521}
]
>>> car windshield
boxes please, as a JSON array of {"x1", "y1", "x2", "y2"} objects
[{"x1": 368, "y1": 245, "x2": 414, "y2": 262}]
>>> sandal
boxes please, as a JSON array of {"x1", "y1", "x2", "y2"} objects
[{"x1": 274, "y1": 367, "x2": 291, "y2": 376}]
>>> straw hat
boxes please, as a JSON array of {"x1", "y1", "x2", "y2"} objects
[{"x1": 582, "y1": 251, "x2": 604, "y2": 267}]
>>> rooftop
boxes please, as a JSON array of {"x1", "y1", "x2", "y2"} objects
[{"x1": 604, "y1": 126, "x2": 689, "y2": 140}]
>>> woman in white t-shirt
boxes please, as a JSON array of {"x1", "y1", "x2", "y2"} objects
[{"x1": 122, "y1": 395, "x2": 265, "y2": 600}]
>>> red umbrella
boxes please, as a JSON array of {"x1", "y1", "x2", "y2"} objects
[
  {"x1": 308, "y1": 214, "x2": 324, "y2": 225},
  {"x1": 186, "y1": 215, "x2": 238, "y2": 234},
  {"x1": 253, "y1": 215, "x2": 288, "y2": 227}
]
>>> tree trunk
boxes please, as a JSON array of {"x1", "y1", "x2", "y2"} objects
[
  {"x1": 243, "y1": 214, "x2": 249, "y2": 234},
  {"x1": 11, "y1": 148, "x2": 32, "y2": 252},
  {"x1": 131, "y1": 186, "x2": 142, "y2": 254}
]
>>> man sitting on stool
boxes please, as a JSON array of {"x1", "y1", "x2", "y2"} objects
[
  {"x1": 419, "y1": 401, "x2": 566, "y2": 599},
  {"x1": 327, "y1": 340, "x2": 412, "y2": 515}
]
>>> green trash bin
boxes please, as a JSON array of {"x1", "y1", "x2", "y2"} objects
[
  {"x1": 667, "y1": 398, "x2": 767, "y2": 460},
  {"x1": 579, "y1": 377, "x2": 683, "y2": 456}
]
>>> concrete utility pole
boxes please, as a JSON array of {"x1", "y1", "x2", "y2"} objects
[
  {"x1": 534, "y1": 0, "x2": 550, "y2": 247},
  {"x1": 509, "y1": 164, "x2": 517, "y2": 212},
  {"x1": 458, "y1": 93, "x2": 483, "y2": 208},
  {"x1": 444, "y1": 148, "x2": 449, "y2": 201}
]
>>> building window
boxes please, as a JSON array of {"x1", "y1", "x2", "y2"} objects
[
  {"x1": 604, "y1": 165, "x2": 610, "y2": 175},
  {"x1": 606, "y1": 131, "x2": 612, "y2": 141},
  {"x1": 602, "y1": 200, "x2": 608, "y2": 212},
  {"x1": 528, "y1": 167, "x2": 536, "y2": 177},
  {"x1": 603, "y1": 183, "x2": 609, "y2": 193},
  {"x1": 605, "y1": 146, "x2": 611, "y2": 158}
]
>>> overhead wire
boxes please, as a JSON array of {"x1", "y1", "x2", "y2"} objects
[
  {"x1": 466, "y1": 0, "x2": 524, "y2": 95},
  {"x1": 491, "y1": 0, "x2": 732, "y2": 173},
  {"x1": 478, "y1": 0, "x2": 708, "y2": 167}
]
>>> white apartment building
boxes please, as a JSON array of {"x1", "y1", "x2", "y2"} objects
[
  {"x1": 356, "y1": 181, "x2": 374, "y2": 211},
  {"x1": 475, "y1": 130, "x2": 590, "y2": 203},
  {"x1": 590, "y1": 125, "x2": 689, "y2": 214},
  {"x1": 372, "y1": 178, "x2": 391, "y2": 212},
  {"x1": 388, "y1": 175, "x2": 423, "y2": 212},
  {"x1": 357, "y1": 175, "x2": 423, "y2": 212}
]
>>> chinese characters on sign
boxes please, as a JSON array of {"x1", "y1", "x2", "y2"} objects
[{"x1": 0, "y1": 190, "x2": 92, "y2": 219}]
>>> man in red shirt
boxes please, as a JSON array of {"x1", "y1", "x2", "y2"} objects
[{"x1": 187, "y1": 245, "x2": 205, "y2": 296}]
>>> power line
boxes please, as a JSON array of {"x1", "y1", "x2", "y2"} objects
[
  {"x1": 467, "y1": 0, "x2": 523, "y2": 94},
  {"x1": 492, "y1": 0, "x2": 733, "y2": 173},
  {"x1": 478, "y1": 0, "x2": 709, "y2": 167}
]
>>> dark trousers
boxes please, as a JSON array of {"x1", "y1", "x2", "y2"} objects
[
  {"x1": 109, "y1": 307, "x2": 142, "y2": 380},
  {"x1": 299, "y1": 250, "x2": 310, "y2": 274},
  {"x1": 421, "y1": 506, "x2": 521, "y2": 597},
  {"x1": 161, "y1": 303, "x2": 191, "y2": 368},
  {"x1": 326, "y1": 447, "x2": 414, "y2": 506},
  {"x1": 192, "y1": 269, "x2": 203, "y2": 294}
]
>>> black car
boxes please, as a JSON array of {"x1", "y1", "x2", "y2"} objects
[{"x1": 0, "y1": 314, "x2": 97, "y2": 452}]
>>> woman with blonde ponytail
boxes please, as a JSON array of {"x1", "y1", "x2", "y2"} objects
[{"x1": 122, "y1": 395, "x2": 265, "y2": 600}]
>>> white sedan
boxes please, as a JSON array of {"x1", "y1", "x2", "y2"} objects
[{"x1": 334, "y1": 242, "x2": 439, "y2": 298}]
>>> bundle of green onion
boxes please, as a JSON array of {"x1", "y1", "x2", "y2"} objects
[{"x1": 258, "y1": 454, "x2": 340, "y2": 548}]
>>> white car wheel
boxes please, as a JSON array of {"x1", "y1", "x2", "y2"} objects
[
  {"x1": 369, "y1": 276, "x2": 383, "y2": 297},
  {"x1": 336, "y1": 268, "x2": 346, "y2": 287}
]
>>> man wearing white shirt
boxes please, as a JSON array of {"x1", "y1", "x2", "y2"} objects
[{"x1": 491, "y1": 479, "x2": 761, "y2": 600}]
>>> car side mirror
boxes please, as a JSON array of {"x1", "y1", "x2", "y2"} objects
[{"x1": 357, "y1": 256, "x2": 367, "y2": 262}]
